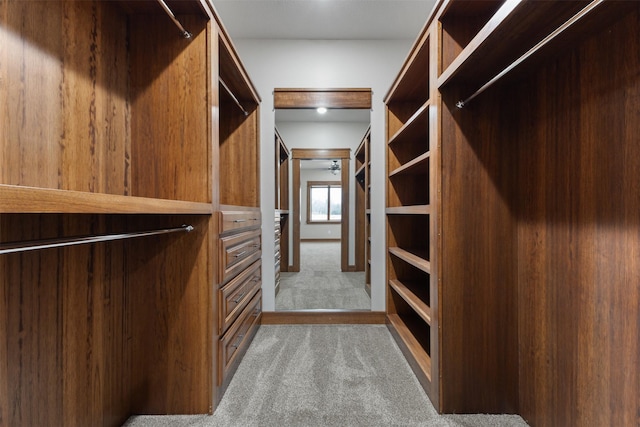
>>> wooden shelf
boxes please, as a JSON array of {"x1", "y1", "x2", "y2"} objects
[
  {"x1": 389, "y1": 152, "x2": 430, "y2": 177},
  {"x1": 355, "y1": 163, "x2": 366, "y2": 177},
  {"x1": 387, "y1": 313, "x2": 431, "y2": 382},
  {"x1": 386, "y1": 30, "x2": 430, "y2": 105},
  {"x1": 388, "y1": 101, "x2": 430, "y2": 146},
  {"x1": 389, "y1": 247, "x2": 430, "y2": 273},
  {"x1": 438, "y1": 0, "x2": 508, "y2": 78},
  {"x1": 386, "y1": 205, "x2": 430, "y2": 215},
  {"x1": 0, "y1": 185, "x2": 213, "y2": 214},
  {"x1": 437, "y1": 0, "x2": 617, "y2": 91},
  {"x1": 389, "y1": 279, "x2": 431, "y2": 325}
]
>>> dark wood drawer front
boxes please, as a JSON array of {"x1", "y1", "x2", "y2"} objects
[
  {"x1": 219, "y1": 260, "x2": 262, "y2": 334},
  {"x1": 219, "y1": 210, "x2": 261, "y2": 235},
  {"x1": 218, "y1": 290, "x2": 261, "y2": 386},
  {"x1": 219, "y1": 229, "x2": 262, "y2": 285}
]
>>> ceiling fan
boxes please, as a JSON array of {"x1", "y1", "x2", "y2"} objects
[{"x1": 328, "y1": 160, "x2": 341, "y2": 175}]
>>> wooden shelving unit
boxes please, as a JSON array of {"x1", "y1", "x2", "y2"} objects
[
  {"x1": 384, "y1": 15, "x2": 434, "y2": 406},
  {"x1": 215, "y1": 20, "x2": 262, "y2": 403},
  {"x1": 0, "y1": 1, "x2": 261, "y2": 425},
  {"x1": 387, "y1": 0, "x2": 640, "y2": 424},
  {"x1": 354, "y1": 127, "x2": 371, "y2": 293},
  {"x1": 274, "y1": 127, "x2": 290, "y2": 274}
]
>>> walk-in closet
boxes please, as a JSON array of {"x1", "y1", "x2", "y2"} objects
[{"x1": 1, "y1": 1, "x2": 638, "y2": 426}]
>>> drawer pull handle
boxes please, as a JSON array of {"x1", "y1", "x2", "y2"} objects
[
  {"x1": 232, "y1": 292, "x2": 246, "y2": 304},
  {"x1": 252, "y1": 244, "x2": 260, "y2": 248},
  {"x1": 231, "y1": 334, "x2": 244, "y2": 348},
  {"x1": 234, "y1": 250, "x2": 248, "y2": 258},
  {"x1": 251, "y1": 277, "x2": 259, "y2": 282},
  {"x1": 232, "y1": 218, "x2": 259, "y2": 223}
]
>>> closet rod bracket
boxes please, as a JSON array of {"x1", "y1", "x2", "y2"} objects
[{"x1": 157, "y1": 0, "x2": 193, "y2": 40}]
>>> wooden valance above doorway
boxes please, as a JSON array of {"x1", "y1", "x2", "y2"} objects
[{"x1": 274, "y1": 88, "x2": 372, "y2": 109}]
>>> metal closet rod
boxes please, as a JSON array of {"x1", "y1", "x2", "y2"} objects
[
  {"x1": 0, "y1": 225, "x2": 194, "y2": 255},
  {"x1": 456, "y1": 0, "x2": 604, "y2": 109},
  {"x1": 220, "y1": 78, "x2": 250, "y2": 116},
  {"x1": 156, "y1": 0, "x2": 193, "y2": 39}
]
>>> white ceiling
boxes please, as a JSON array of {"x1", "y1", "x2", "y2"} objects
[{"x1": 212, "y1": 0, "x2": 437, "y2": 40}]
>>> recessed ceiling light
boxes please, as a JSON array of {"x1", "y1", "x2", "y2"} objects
[{"x1": 317, "y1": 107, "x2": 327, "y2": 114}]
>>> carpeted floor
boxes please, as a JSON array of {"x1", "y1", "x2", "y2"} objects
[
  {"x1": 276, "y1": 241, "x2": 371, "y2": 310},
  {"x1": 123, "y1": 325, "x2": 529, "y2": 427}
]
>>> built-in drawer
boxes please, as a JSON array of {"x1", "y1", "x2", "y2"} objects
[
  {"x1": 219, "y1": 209, "x2": 261, "y2": 236},
  {"x1": 218, "y1": 290, "x2": 262, "y2": 387},
  {"x1": 219, "y1": 260, "x2": 262, "y2": 334},
  {"x1": 219, "y1": 229, "x2": 261, "y2": 285}
]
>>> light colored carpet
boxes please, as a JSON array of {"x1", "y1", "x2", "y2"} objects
[
  {"x1": 123, "y1": 325, "x2": 529, "y2": 427},
  {"x1": 277, "y1": 271, "x2": 369, "y2": 310},
  {"x1": 300, "y1": 241, "x2": 341, "y2": 272},
  {"x1": 276, "y1": 241, "x2": 371, "y2": 310}
]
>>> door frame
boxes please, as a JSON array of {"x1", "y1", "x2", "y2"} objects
[{"x1": 292, "y1": 148, "x2": 351, "y2": 272}]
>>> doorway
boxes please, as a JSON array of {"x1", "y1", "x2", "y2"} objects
[
  {"x1": 292, "y1": 148, "x2": 350, "y2": 272},
  {"x1": 274, "y1": 88, "x2": 372, "y2": 312}
]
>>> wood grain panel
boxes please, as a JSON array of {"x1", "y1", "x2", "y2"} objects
[
  {"x1": 0, "y1": 214, "x2": 132, "y2": 427},
  {"x1": 513, "y1": 9, "x2": 640, "y2": 426},
  {"x1": 291, "y1": 148, "x2": 351, "y2": 160},
  {"x1": 440, "y1": 84, "x2": 518, "y2": 414},
  {"x1": 0, "y1": 1, "x2": 64, "y2": 189},
  {"x1": 130, "y1": 14, "x2": 210, "y2": 203},
  {"x1": 128, "y1": 215, "x2": 212, "y2": 415},
  {"x1": 0, "y1": 1, "x2": 129, "y2": 194},
  {"x1": 274, "y1": 88, "x2": 371, "y2": 109},
  {"x1": 61, "y1": 1, "x2": 129, "y2": 195},
  {"x1": 219, "y1": 92, "x2": 259, "y2": 207}
]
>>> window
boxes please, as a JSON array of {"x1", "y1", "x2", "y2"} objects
[{"x1": 307, "y1": 181, "x2": 342, "y2": 223}]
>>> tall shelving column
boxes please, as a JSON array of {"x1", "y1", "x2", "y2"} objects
[
  {"x1": 384, "y1": 21, "x2": 438, "y2": 406},
  {"x1": 364, "y1": 129, "x2": 372, "y2": 293},
  {"x1": 214, "y1": 16, "x2": 263, "y2": 404},
  {"x1": 275, "y1": 127, "x2": 290, "y2": 274},
  {"x1": 354, "y1": 126, "x2": 371, "y2": 285}
]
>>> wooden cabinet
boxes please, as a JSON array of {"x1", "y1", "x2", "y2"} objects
[
  {"x1": 387, "y1": 1, "x2": 640, "y2": 425},
  {"x1": 216, "y1": 208, "x2": 262, "y2": 396},
  {"x1": 0, "y1": 1, "x2": 261, "y2": 425},
  {"x1": 354, "y1": 126, "x2": 371, "y2": 293},
  {"x1": 217, "y1": 290, "x2": 261, "y2": 391}
]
